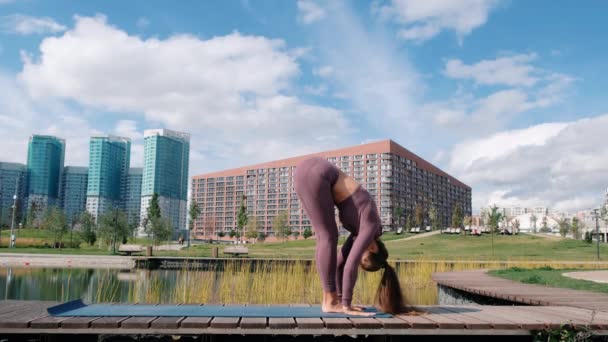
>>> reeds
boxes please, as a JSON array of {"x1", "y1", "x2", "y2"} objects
[{"x1": 77, "y1": 259, "x2": 608, "y2": 305}]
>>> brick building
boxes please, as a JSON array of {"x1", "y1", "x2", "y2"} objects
[{"x1": 190, "y1": 139, "x2": 471, "y2": 239}]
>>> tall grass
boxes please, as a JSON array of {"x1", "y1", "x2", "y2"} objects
[{"x1": 82, "y1": 259, "x2": 608, "y2": 305}]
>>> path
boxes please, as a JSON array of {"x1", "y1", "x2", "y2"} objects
[
  {"x1": 563, "y1": 270, "x2": 608, "y2": 284},
  {"x1": 433, "y1": 269, "x2": 608, "y2": 311},
  {"x1": 2, "y1": 300, "x2": 608, "y2": 337}
]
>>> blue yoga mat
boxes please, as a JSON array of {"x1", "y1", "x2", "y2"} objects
[{"x1": 48, "y1": 299, "x2": 392, "y2": 318}]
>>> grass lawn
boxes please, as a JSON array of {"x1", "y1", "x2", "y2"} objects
[
  {"x1": 2, "y1": 229, "x2": 608, "y2": 261},
  {"x1": 489, "y1": 267, "x2": 608, "y2": 294},
  {"x1": 383, "y1": 233, "x2": 608, "y2": 261}
]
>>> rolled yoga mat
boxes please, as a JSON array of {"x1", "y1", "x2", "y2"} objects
[{"x1": 47, "y1": 299, "x2": 392, "y2": 318}]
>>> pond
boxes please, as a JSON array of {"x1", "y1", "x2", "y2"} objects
[{"x1": 0, "y1": 260, "x2": 599, "y2": 305}]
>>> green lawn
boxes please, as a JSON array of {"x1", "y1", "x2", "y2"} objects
[
  {"x1": 2, "y1": 229, "x2": 608, "y2": 261},
  {"x1": 383, "y1": 233, "x2": 608, "y2": 261},
  {"x1": 489, "y1": 267, "x2": 608, "y2": 294}
]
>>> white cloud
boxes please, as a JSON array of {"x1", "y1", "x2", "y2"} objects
[
  {"x1": 312, "y1": 2, "x2": 422, "y2": 138},
  {"x1": 380, "y1": 0, "x2": 500, "y2": 42},
  {"x1": 17, "y1": 14, "x2": 353, "y2": 173},
  {"x1": 448, "y1": 115, "x2": 608, "y2": 212},
  {"x1": 297, "y1": 0, "x2": 326, "y2": 24},
  {"x1": 433, "y1": 54, "x2": 574, "y2": 132},
  {"x1": 313, "y1": 65, "x2": 333, "y2": 78},
  {"x1": 444, "y1": 53, "x2": 539, "y2": 87},
  {"x1": 304, "y1": 84, "x2": 327, "y2": 96},
  {"x1": 0, "y1": 72, "x2": 101, "y2": 167},
  {"x1": 1, "y1": 14, "x2": 66, "y2": 35}
]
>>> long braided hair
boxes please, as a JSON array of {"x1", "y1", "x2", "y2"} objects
[{"x1": 360, "y1": 239, "x2": 405, "y2": 314}]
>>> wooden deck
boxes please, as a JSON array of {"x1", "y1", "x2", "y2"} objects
[
  {"x1": 1, "y1": 300, "x2": 607, "y2": 336},
  {"x1": 433, "y1": 269, "x2": 608, "y2": 311}
]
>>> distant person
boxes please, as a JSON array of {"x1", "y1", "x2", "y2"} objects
[{"x1": 295, "y1": 156, "x2": 404, "y2": 316}]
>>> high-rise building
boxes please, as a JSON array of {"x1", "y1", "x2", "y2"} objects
[
  {"x1": 86, "y1": 135, "x2": 131, "y2": 221},
  {"x1": 126, "y1": 168, "x2": 143, "y2": 226},
  {"x1": 0, "y1": 162, "x2": 27, "y2": 227},
  {"x1": 140, "y1": 129, "x2": 190, "y2": 236},
  {"x1": 26, "y1": 135, "x2": 65, "y2": 211},
  {"x1": 191, "y1": 139, "x2": 471, "y2": 239},
  {"x1": 60, "y1": 166, "x2": 88, "y2": 223}
]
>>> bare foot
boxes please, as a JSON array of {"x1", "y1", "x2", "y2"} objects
[
  {"x1": 321, "y1": 292, "x2": 342, "y2": 313},
  {"x1": 321, "y1": 303, "x2": 343, "y2": 313},
  {"x1": 343, "y1": 306, "x2": 375, "y2": 316}
]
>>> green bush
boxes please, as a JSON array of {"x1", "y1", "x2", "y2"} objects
[{"x1": 523, "y1": 274, "x2": 544, "y2": 284}]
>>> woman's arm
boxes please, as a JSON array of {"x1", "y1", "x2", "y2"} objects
[{"x1": 336, "y1": 234, "x2": 354, "y2": 299}]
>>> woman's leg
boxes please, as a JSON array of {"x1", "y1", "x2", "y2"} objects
[{"x1": 294, "y1": 157, "x2": 340, "y2": 310}]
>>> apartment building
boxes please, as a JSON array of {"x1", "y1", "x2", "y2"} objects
[{"x1": 191, "y1": 139, "x2": 471, "y2": 239}]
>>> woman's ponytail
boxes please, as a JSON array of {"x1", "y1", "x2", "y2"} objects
[{"x1": 375, "y1": 263, "x2": 404, "y2": 315}]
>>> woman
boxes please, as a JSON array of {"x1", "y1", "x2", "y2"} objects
[{"x1": 294, "y1": 156, "x2": 404, "y2": 316}]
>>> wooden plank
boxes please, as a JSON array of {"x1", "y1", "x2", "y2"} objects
[
  {"x1": 240, "y1": 317, "x2": 267, "y2": 329},
  {"x1": 210, "y1": 317, "x2": 240, "y2": 329},
  {"x1": 525, "y1": 306, "x2": 608, "y2": 329},
  {"x1": 90, "y1": 316, "x2": 128, "y2": 329},
  {"x1": 30, "y1": 316, "x2": 72, "y2": 329},
  {"x1": 419, "y1": 306, "x2": 493, "y2": 329},
  {"x1": 376, "y1": 317, "x2": 410, "y2": 329},
  {"x1": 322, "y1": 318, "x2": 352, "y2": 329},
  {"x1": 495, "y1": 306, "x2": 581, "y2": 329},
  {"x1": 0, "y1": 301, "x2": 57, "y2": 328},
  {"x1": 486, "y1": 306, "x2": 551, "y2": 330},
  {"x1": 60, "y1": 316, "x2": 100, "y2": 329},
  {"x1": 394, "y1": 314, "x2": 440, "y2": 329},
  {"x1": 440, "y1": 306, "x2": 522, "y2": 330},
  {"x1": 295, "y1": 317, "x2": 324, "y2": 329},
  {"x1": 0, "y1": 301, "x2": 34, "y2": 315},
  {"x1": 121, "y1": 316, "x2": 157, "y2": 329},
  {"x1": 180, "y1": 316, "x2": 212, "y2": 328},
  {"x1": 269, "y1": 317, "x2": 296, "y2": 329},
  {"x1": 150, "y1": 316, "x2": 185, "y2": 329},
  {"x1": 408, "y1": 307, "x2": 466, "y2": 329},
  {"x1": 349, "y1": 317, "x2": 383, "y2": 329}
]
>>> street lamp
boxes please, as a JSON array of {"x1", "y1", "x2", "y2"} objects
[
  {"x1": 593, "y1": 208, "x2": 601, "y2": 261},
  {"x1": 9, "y1": 178, "x2": 19, "y2": 249}
]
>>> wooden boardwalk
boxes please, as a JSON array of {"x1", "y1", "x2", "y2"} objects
[
  {"x1": 433, "y1": 269, "x2": 608, "y2": 311},
  {"x1": 1, "y1": 300, "x2": 608, "y2": 337}
]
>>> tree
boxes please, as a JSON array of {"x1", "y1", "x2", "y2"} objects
[
  {"x1": 540, "y1": 216, "x2": 550, "y2": 233},
  {"x1": 148, "y1": 216, "x2": 173, "y2": 245},
  {"x1": 414, "y1": 204, "x2": 424, "y2": 228},
  {"x1": 273, "y1": 210, "x2": 290, "y2": 241},
  {"x1": 602, "y1": 206, "x2": 608, "y2": 227},
  {"x1": 237, "y1": 196, "x2": 248, "y2": 242},
  {"x1": 188, "y1": 199, "x2": 200, "y2": 244},
  {"x1": 486, "y1": 205, "x2": 503, "y2": 257},
  {"x1": 229, "y1": 230, "x2": 237, "y2": 238},
  {"x1": 530, "y1": 214, "x2": 538, "y2": 234},
  {"x1": 451, "y1": 205, "x2": 463, "y2": 228},
  {"x1": 558, "y1": 218, "x2": 571, "y2": 238},
  {"x1": 79, "y1": 211, "x2": 97, "y2": 246},
  {"x1": 98, "y1": 208, "x2": 130, "y2": 250},
  {"x1": 147, "y1": 193, "x2": 162, "y2": 220},
  {"x1": 571, "y1": 217, "x2": 582, "y2": 240},
  {"x1": 302, "y1": 227, "x2": 313, "y2": 239},
  {"x1": 512, "y1": 219, "x2": 520, "y2": 233},
  {"x1": 245, "y1": 217, "x2": 259, "y2": 241},
  {"x1": 42, "y1": 207, "x2": 68, "y2": 247},
  {"x1": 217, "y1": 231, "x2": 225, "y2": 238},
  {"x1": 463, "y1": 216, "x2": 472, "y2": 230},
  {"x1": 393, "y1": 207, "x2": 404, "y2": 230},
  {"x1": 405, "y1": 214, "x2": 413, "y2": 232},
  {"x1": 27, "y1": 200, "x2": 41, "y2": 229},
  {"x1": 428, "y1": 205, "x2": 439, "y2": 231},
  {"x1": 257, "y1": 231, "x2": 266, "y2": 242}
]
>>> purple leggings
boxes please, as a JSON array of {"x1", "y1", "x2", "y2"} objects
[{"x1": 294, "y1": 156, "x2": 340, "y2": 293}]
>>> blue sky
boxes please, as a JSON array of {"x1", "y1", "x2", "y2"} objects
[{"x1": 1, "y1": 0, "x2": 607, "y2": 213}]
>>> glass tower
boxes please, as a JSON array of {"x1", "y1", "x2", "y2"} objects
[
  {"x1": 139, "y1": 129, "x2": 190, "y2": 236},
  {"x1": 126, "y1": 168, "x2": 143, "y2": 227},
  {"x1": 86, "y1": 135, "x2": 131, "y2": 221},
  {"x1": 26, "y1": 135, "x2": 65, "y2": 211},
  {"x1": 0, "y1": 162, "x2": 27, "y2": 227},
  {"x1": 60, "y1": 166, "x2": 88, "y2": 223}
]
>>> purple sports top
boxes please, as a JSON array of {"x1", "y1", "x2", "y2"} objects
[{"x1": 294, "y1": 157, "x2": 382, "y2": 307}]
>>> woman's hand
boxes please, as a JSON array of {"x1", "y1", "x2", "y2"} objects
[{"x1": 343, "y1": 305, "x2": 375, "y2": 316}]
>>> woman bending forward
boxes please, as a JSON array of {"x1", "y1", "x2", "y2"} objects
[{"x1": 294, "y1": 156, "x2": 404, "y2": 316}]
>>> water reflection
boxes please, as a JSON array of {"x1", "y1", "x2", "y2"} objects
[{"x1": 0, "y1": 260, "x2": 599, "y2": 305}]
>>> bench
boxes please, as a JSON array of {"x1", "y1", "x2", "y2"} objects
[
  {"x1": 223, "y1": 246, "x2": 249, "y2": 257},
  {"x1": 118, "y1": 244, "x2": 143, "y2": 256}
]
